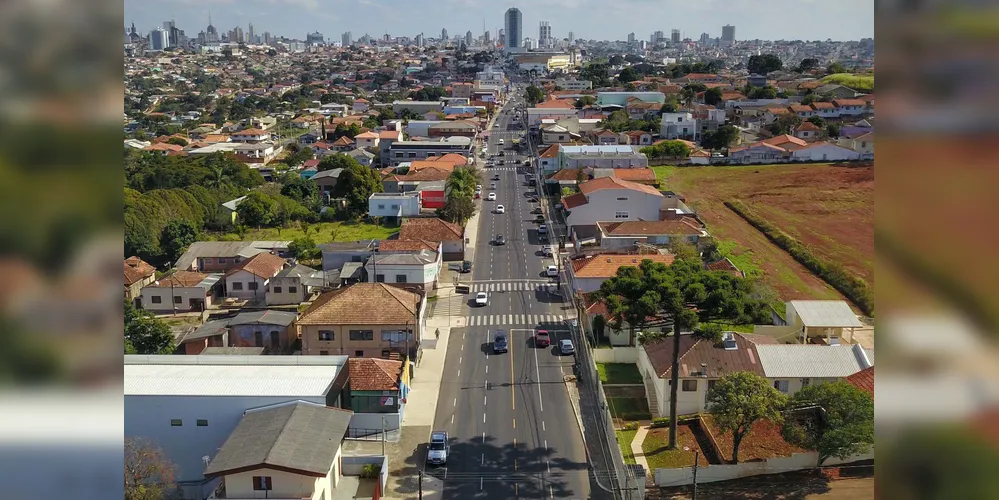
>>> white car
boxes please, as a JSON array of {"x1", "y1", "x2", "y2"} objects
[
  {"x1": 475, "y1": 292, "x2": 488, "y2": 306},
  {"x1": 542, "y1": 245, "x2": 554, "y2": 257},
  {"x1": 490, "y1": 182, "x2": 497, "y2": 189},
  {"x1": 496, "y1": 205, "x2": 505, "y2": 214},
  {"x1": 475, "y1": 184, "x2": 482, "y2": 192},
  {"x1": 546, "y1": 265, "x2": 559, "y2": 277},
  {"x1": 498, "y1": 139, "x2": 505, "y2": 145},
  {"x1": 538, "y1": 224, "x2": 548, "y2": 234},
  {"x1": 487, "y1": 192, "x2": 496, "y2": 201}
]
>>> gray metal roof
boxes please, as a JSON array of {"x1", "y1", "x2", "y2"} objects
[
  {"x1": 789, "y1": 300, "x2": 864, "y2": 327},
  {"x1": 276, "y1": 263, "x2": 321, "y2": 280},
  {"x1": 229, "y1": 310, "x2": 298, "y2": 327},
  {"x1": 183, "y1": 319, "x2": 231, "y2": 343},
  {"x1": 201, "y1": 346, "x2": 266, "y2": 355},
  {"x1": 340, "y1": 262, "x2": 364, "y2": 279},
  {"x1": 370, "y1": 249, "x2": 437, "y2": 265},
  {"x1": 755, "y1": 344, "x2": 872, "y2": 379},
  {"x1": 311, "y1": 168, "x2": 343, "y2": 180},
  {"x1": 204, "y1": 402, "x2": 353, "y2": 477}
]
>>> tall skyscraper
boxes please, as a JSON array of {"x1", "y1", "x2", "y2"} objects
[
  {"x1": 504, "y1": 8, "x2": 522, "y2": 51},
  {"x1": 539, "y1": 21, "x2": 551, "y2": 48},
  {"x1": 484, "y1": 31, "x2": 490, "y2": 44},
  {"x1": 722, "y1": 24, "x2": 736, "y2": 44},
  {"x1": 465, "y1": 30, "x2": 473, "y2": 46},
  {"x1": 306, "y1": 31, "x2": 324, "y2": 45},
  {"x1": 627, "y1": 32, "x2": 635, "y2": 43},
  {"x1": 342, "y1": 31, "x2": 352, "y2": 47},
  {"x1": 441, "y1": 28, "x2": 448, "y2": 40},
  {"x1": 671, "y1": 29, "x2": 681, "y2": 44},
  {"x1": 653, "y1": 30, "x2": 665, "y2": 44},
  {"x1": 150, "y1": 28, "x2": 168, "y2": 50},
  {"x1": 206, "y1": 14, "x2": 219, "y2": 43},
  {"x1": 699, "y1": 32, "x2": 710, "y2": 44},
  {"x1": 248, "y1": 24, "x2": 256, "y2": 44},
  {"x1": 415, "y1": 33, "x2": 424, "y2": 47},
  {"x1": 567, "y1": 31, "x2": 574, "y2": 44}
]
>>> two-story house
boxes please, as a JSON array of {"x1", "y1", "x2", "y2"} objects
[
  {"x1": 298, "y1": 283, "x2": 424, "y2": 358},
  {"x1": 230, "y1": 128, "x2": 271, "y2": 143},
  {"x1": 365, "y1": 246, "x2": 442, "y2": 292},
  {"x1": 563, "y1": 177, "x2": 665, "y2": 231},
  {"x1": 833, "y1": 99, "x2": 868, "y2": 117},
  {"x1": 354, "y1": 130, "x2": 380, "y2": 149},
  {"x1": 659, "y1": 112, "x2": 699, "y2": 140},
  {"x1": 398, "y1": 218, "x2": 464, "y2": 261},
  {"x1": 224, "y1": 252, "x2": 288, "y2": 304},
  {"x1": 369, "y1": 191, "x2": 423, "y2": 221},
  {"x1": 266, "y1": 263, "x2": 325, "y2": 306}
]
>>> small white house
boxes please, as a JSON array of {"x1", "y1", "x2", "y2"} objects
[
  {"x1": 791, "y1": 141, "x2": 861, "y2": 162},
  {"x1": 369, "y1": 192, "x2": 422, "y2": 219}
]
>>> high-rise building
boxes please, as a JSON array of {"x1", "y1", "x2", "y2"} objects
[
  {"x1": 539, "y1": 21, "x2": 551, "y2": 48},
  {"x1": 567, "y1": 31, "x2": 574, "y2": 44},
  {"x1": 504, "y1": 8, "x2": 522, "y2": 51},
  {"x1": 722, "y1": 24, "x2": 736, "y2": 44},
  {"x1": 671, "y1": 29, "x2": 681, "y2": 44},
  {"x1": 524, "y1": 37, "x2": 538, "y2": 50},
  {"x1": 149, "y1": 28, "x2": 168, "y2": 50},
  {"x1": 627, "y1": 32, "x2": 635, "y2": 43},
  {"x1": 263, "y1": 32, "x2": 272, "y2": 44},
  {"x1": 484, "y1": 31, "x2": 490, "y2": 44},
  {"x1": 205, "y1": 14, "x2": 219, "y2": 43},
  {"x1": 699, "y1": 32, "x2": 710, "y2": 44},
  {"x1": 441, "y1": 28, "x2": 448, "y2": 40},
  {"x1": 652, "y1": 31, "x2": 665, "y2": 44},
  {"x1": 415, "y1": 33, "x2": 424, "y2": 47},
  {"x1": 248, "y1": 24, "x2": 255, "y2": 44},
  {"x1": 342, "y1": 31, "x2": 352, "y2": 47},
  {"x1": 465, "y1": 31, "x2": 473, "y2": 46},
  {"x1": 306, "y1": 31, "x2": 324, "y2": 45}
]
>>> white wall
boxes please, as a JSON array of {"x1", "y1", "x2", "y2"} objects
[
  {"x1": 140, "y1": 286, "x2": 210, "y2": 312},
  {"x1": 654, "y1": 448, "x2": 875, "y2": 486},
  {"x1": 225, "y1": 464, "x2": 332, "y2": 499},
  {"x1": 350, "y1": 412, "x2": 402, "y2": 433},
  {"x1": 366, "y1": 261, "x2": 438, "y2": 287},
  {"x1": 791, "y1": 143, "x2": 860, "y2": 162},
  {"x1": 591, "y1": 347, "x2": 639, "y2": 363},
  {"x1": 266, "y1": 276, "x2": 307, "y2": 306},
  {"x1": 566, "y1": 188, "x2": 663, "y2": 228},
  {"x1": 369, "y1": 194, "x2": 421, "y2": 217},
  {"x1": 226, "y1": 270, "x2": 269, "y2": 301}
]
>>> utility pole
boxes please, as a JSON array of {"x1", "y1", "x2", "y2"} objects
[
  {"x1": 692, "y1": 451, "x2": 699, "y2": 500},
  {"x1": 418, "y1": 469, "x2": 424, "y2": 499},
  {"x1": 381, "y1": 415, "x2": 386, "y2": 455}
]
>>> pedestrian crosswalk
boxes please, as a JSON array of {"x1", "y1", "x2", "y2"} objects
[
  {"x1": 483, "y1": 167, "x2": 524, "y2": 172},
  {"x1": 466, "y1": 313, "x2": 569, "y2": 327},
  {"x1": 466, "y1": 281, "x2": 554, "y2": 293}
]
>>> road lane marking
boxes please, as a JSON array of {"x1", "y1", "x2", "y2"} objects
[
  {"x1": 485, "y1": 365, "x2": 488, "y2": 374},
  {"x1": 513, "y1": 418, "x2": 516, "y2": 429},
  {"x1": 547, "y1": 461, "x2": 551, "y2": 473},
  {"x1": 542, "y1": 421, "x2": 546, "y2": 431},
  {"x1": 453, "y1": 398, "x2": 457, "y2": 407},
  {"x1": 457, "y1": 369, "x2": 460, "y2": 377},
  {"x1": 481, "y1": 453, "x2": 484, "y2": 466},
  {"x1": 545, "y1": 439, "x2": 548, "y2": 451},
  {"x1": 550, "y1": 485, "x2": 554, "y2": 498},
  {"x1": 510, "y1": 332, "x2": 516, "y2": 411},
  {"x1": 482, "y1": 432, "x2": 485, "y2": 443},
  {"x1": 484, "y1": 396, "x2": 487, "y2": 406},
  {"x1": 480, "y1": 477, "x2": 483, "y2": 490},
  {"x1": 483, "y1": 413, "x2": 486, "y2": 423},
  {"x1": 451, "y1": 414, "x2": 454, "y2": 424},
  {"x1": 459, "y1": 356, "x2": 462, "y2": 364}
]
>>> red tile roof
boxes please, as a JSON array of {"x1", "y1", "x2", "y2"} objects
[
  {"x1": 348, "y1": 358, "x2": 403, "y2": 391},
  {"x1": 124, "y1": 256, "x2": 156, "y2": 286},
  {"x1": 845, "y1": 366, "x2": 874, "y2": 396},
  {"x1": 644, "y1": 332, "x2": 778, "y2": 379},
  {"x1": 378, "y1": 239, "x2": 439, "y2": 253},
  {"x1": 598, "y1": 218, "x2": 703, "y2": 236},
  {"x1": 399, "y1": 218, "x2": 463, "y2": 243},
  {"x1": 611, "y1": 168, "x2": 657, "y2": 183},
  {"x1": 562, "y1": 192, "x2": 588, "y2": 209},
  {"x1": 225, "y1": 252, "x2": 287, "y2": 279},
  {"x1": 833, "y1": 99, "x2": 866, "y2": 107},
  {"x1": 535, "y1": 99, "x2": 576, "y2": 109},
  {"x1": 539, "y1": 144, "x2": 561, "y2": 158},
  {"x1": 570, "y1": 254, "x2": 674, "y2": 278}
]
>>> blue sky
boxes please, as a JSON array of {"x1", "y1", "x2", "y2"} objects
[{"x1": 125, "y1": 0, "x2": 873, "y2": 42}]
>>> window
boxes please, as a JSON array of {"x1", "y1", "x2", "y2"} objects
[
  {"x1": 196, "y1": 419, "x2": 208, "y2": 427},
  {"x1": 682, "y1": 380, "x2": 698, "y2": 392},
  {"x1": 173, "y1": 296, "x2": 182, "y2": 304},
  {"x1": 273, "y1": 286, "x2": 282, "y2": 293},
  {"x1": 248, "y1": 282, "x2": 258, "y2": 290},
  {"x1": 616, "y1": 197, "x2": 628, "y2": 201},
  {"x1": 800, "y1": 378, "x2": 811, "y2": 387},
  {"x1": 355, "y1": 350, "x2": 364, "y2": 357},
  {"x1": 288, "y1": 286, "x2": 298, "y2": 294},
  {"x1": 151, "y1": 295, "x2": 162, "y2": 304},
  {"x1": 395, "y1": 152, "x2": 404, "y2": 158},
  {"x1": 378, "y1": 204, "x2": 385, "y2": 210},
  {"x1": 390, "y1": 204, "x2": 399, "y2": 210},
  {"x1": 350, "y1": 330, "x2": 375, "y2": 341},
  {"x1": 774, "y1": 380, "x2": 790, "y2": 393},
  {"x1": 319, "y1": 330, "x2": 334, "y2": 341},
  {"x1": 408, "y1": 152, "x2": 416, "y2": 158},
  {"x1": 254, "y1": 332, "x2": 264, "y2": 347},
  {"x1": 861, "y1": 141, "x2": 868, "y2": 148},
  {"x1": 232, "y1": 282, "x2": 243, "y2": 290},
  {"x1": 252, "y1": 476, "x2": 273, "y2": 491},
  {"x1": 320, "y1": 350, "x2": 329, "y2": 355},
  {"x1": 396, "y1": 274, "x2": 407, "y2": 283},
  {"x1": 375, "y1": 274, "x2": 385, "y2": 283},
  {"x1": 382, "y1": 350, "x2": 392, "y2": 358},
  {"x1": 170, "y1": 419, "x2": 182, "y2": 426},
  {"x1": 614, "y1": 211, "x2": 629, "y2": 219},
  {"x1": 677, "y1": 117, "x2": 683, "y2": 122}
]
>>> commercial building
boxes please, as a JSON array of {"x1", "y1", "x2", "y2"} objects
[
  {"x1": 388, "y1": 137, "x2": 472, "y2": 166},
  {"x1": 722, "y1": 24, "x2": 736, "y2": 44},
  {"x1": 504, "y1": 8, "x2": 522, "y2": 52}
]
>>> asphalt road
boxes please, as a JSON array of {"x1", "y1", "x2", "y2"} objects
[{"x1": 428, "y1": 90, "x2": 592, "y2": 499}]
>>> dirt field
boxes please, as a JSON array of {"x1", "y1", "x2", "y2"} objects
[{"x1": 662, "y1": 164, "x2": 874, "y2": 307}]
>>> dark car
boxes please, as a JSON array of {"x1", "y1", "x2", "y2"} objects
[
  {"x1": 495, "y1": 234, "x2": 506, "y2": 245},
  {"x1": 461, "y1": 260, "x2": 472, "y2": 273},
  {"x1": 493, "y1": 174, "x2": 500, "y2": 180},
  {"x1": 534, "y1": 214, "x2": 544, "y2": 223},
  {"x1": 531, "y1": 207, "x2": 542, "y2": 214},
  {"x1": 493, "y1": 330, "x2": 509, "y2": 353}
]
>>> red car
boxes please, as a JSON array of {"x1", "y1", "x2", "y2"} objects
[{"x1": 535, "y1": 330, "x2": 551, "y2": 348}]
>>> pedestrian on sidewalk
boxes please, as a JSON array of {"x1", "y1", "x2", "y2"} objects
[{"x1": 435, "y1": 328, "x2": 440, "y2": 339}]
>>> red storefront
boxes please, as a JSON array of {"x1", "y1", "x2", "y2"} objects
[{"x1": 420, "y1": 190, "x2": 446, "y2": 209}]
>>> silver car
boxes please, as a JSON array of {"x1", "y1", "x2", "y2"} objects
[
  {"x1": 427, "y1": 431, "x2": 449, "y2": 465},
  {"x1": 560, "y1": 339, "x2": 575, "y2": 355}
]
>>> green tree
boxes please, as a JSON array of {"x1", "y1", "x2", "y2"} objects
[
  {"x1": 617, "y1": 66, "x2": 639, "y2": 83},
  {"x1": 747, "y1": 85, "x2": 778, "y2": 99},
  {"x1": 575, "y1": 95, "x2": 596, "y2": 108},
  {"x1": 288, "y1": 236, "x2": 319, "y2": 260},
  {"x1": 747, "y1": 54, "x2": 783, "y2": 75},
  {"x1": 680, "y1": 83, "x2": 706, "y2": 105},
  {"x1": 767, "y1": 114, "x2": 803, "y2": 136},
  {"x1": 591, "y1": 314, "x2": 607, "y2": 343},
  {"x1": 782, "y1": 381, "x2": 874, "y2": 466},
  {"x1": 280, "y1": 173, "x2": 319, "y2": 203},
  {"x1": 598, "y1": 259, "x2": 771, "y2": 449},
  {"x1": 166, "y1": 137, "x2": 188, "y2": 147},
  {"x1": 437, "y1": 195, "x2": 476, "y2": 225},
  {"x1": 285, "y1": 144, "x2": 315, "y2": 167},
  {"x1": 707, "y1": 372, "x2": 788, "y2": 463},
  {"x1": 159, "y1": 219, "x2": 199, "y2": 265},
  {"x1": 826, "y1": 62, "x2": 846, "y2": 74},
  {"x1": 330, "y1": 158, "x2": 384, "y2": 215},
  {"x1": 826, "y1": 123, "x2": 841, "y2": 138},
  {"x1": 798, "y1": 58, "x2": 820, "y2": 72},
  {"x1": 703, "y1": 87, "x2": 724, "y2": 106},
  {"x1": 124, "y1": 300, "x2": 175, "y2": 354},
  {"x1": 807, "y1": 116, "x2": 826, "y2": 127},
  {"x1": 125, "y1": 437, "x2": 178, "y2": 500},
  {"x1": 237, "y1": 191, "x2": 276, "y2": 227},
  {"x1": 700, "y1": 124, "x2": 739, "y2": 151},
  {"x1": 445, "y1": 167, "x2": 481, "y2": 200},
  {"x1": 525, "y1": 85, "x2": 545, "y2": 106},
  {"x1": 667, "y1": 239, "x2": 700, "y2": 262}
]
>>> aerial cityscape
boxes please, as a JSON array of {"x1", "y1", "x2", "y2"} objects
[{"x1": 123, "y1": 3, "x2": 876, "y2": 500}]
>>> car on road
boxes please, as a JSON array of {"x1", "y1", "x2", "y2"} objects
[
  {"x1": 546, "y1": 265, "x2": 558, "y2": 277},
  {"x1": 538, "y1": 224, "x2": 548, "y2": 234},
  {"x1": 475, "y1": 292, "x2": 488, "y2": 306},
  {"x1": 542, "y1": 245, "x2": 554, "y2": 257},
  {"x1": 427, "y1": 431, "x2": 449, "y2": 466},
  {"x1": 495, "y1": 205, "x2": 505, "y2": 214},
  {"x1": 495, "y1": 234, "x2": 506, "y2": 245},
  {"x1": 461, "y1": 260, "x2": 472, "y2": 273},
  {"x1": 531, "y1": 207, "x2": 542, "y2": 214},
  {"x1": 559, "y1": 339, "x2": 575, "y2": 355},
  {"x1": 493, "y1": 174, "x2": 500, "y2": 180},
  {"x1": 490, "y1": 182, "x2": 497, "y2": 189},
  {"x1": 475, "y1": 184, "x2": 482, "y2": 192},
  {"x1": 535, "y1": 330, "x2": 551, "y2": 348},
  {"x1": 487, "y1": 192, "x2": 496, "y2": 201},
  {"x1": 498, "y1": 139, "x2": 505, "y2": 145},
  {"x1": 493, "y1": 330, "x2": 509, "y2": 353}
]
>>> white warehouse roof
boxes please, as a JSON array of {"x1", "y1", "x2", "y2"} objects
[
  {"x1": 789, "y1": 300, "x2": 864, "y2": 327},
  {"x1": 124, "y1": 355, "x2": 347, "y2": 397}
]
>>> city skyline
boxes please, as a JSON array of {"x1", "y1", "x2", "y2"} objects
[{"x1": 124, "y1": 0, "x2": 874, "y2": 44}]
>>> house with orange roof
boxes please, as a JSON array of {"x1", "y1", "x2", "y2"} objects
[
  {"x1": 144, "y1": 142, "x2": 184, "y2": 156},
  {"x1": 224, "y1": 252, "x2": 289, "y2": 304},
  {"x1": 139, "y1": 270, "x2": 224, "y2": 312},
  {"x1": 354, "y1": 130, "x2": 380, "y2": 148},
  {"x1": 332, "y1": 135, "x2": 355, "y2": 151},
  {"x1": 792, "y1": 121, "x2": 823, "y2": 141},
  {"x1": 595, "y1": 218, "x2": 709, "y2": 253},
  {"x1": 568, "y1": 253, "x2": 675, "y2": 293},
  {"x1": 728, "y1": 141, "x2": 789, "y2": 164},
  {"x1": 564, "y1": 177, "x2": 665, "y2": 230},
  {"x1": 790, "y1": 141, "x2": 861, "y2": 162}
]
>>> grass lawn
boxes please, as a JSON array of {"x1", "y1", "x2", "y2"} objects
[
  {"x1": 651, "y1": 165, "x2": 675, "y2": 187},
  {"x1": 607, "y1": 397, "x2": 652, "y2": 422},
  {"x1": 231, "y1": 221, "x2": 399, "y2": 245},
  {"x1": 616, "y1": 429, "x2": 638, "y2": 465},
  {"x1": 642, "y1": 425, "x2": 711, "y2": 469},
  {"x1": 703, "y1": 415, "x2": 807, "y2": 463},
  {"x1": 597, "y1": 363, "x2": 644, "y2": 384},
  {"x1": 821, "y1": 73, "x2": 874, "y2": 92}
]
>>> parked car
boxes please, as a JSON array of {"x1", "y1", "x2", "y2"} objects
[
  {"x1": 535, "y1": 330, "x2": 551, "y2": 348},
  {"x1": 475, "y1": 292, "x2": 488, "y2": 306},
  {"x1": 531, "y1": 207, "x2": 542, "y2": 214},
  {"x1": 538, "y1": 224, "x2": 548, "y2": 234},
  {"x1": 559, "y1": 339, "x2": 575, "y2": 355},
  {"x1": 461, "y1": 260, "x2": 472, "y2": 273},
  {"x1": 427, "y1": 431, "x2": 449, "y2": 465},
  {"x1": 494, "y1": 330, "x2": 509, "y2": 353},
  {"x1": 542, "y1": 246, "x2": 554, "y2": 257},
  {"x1": 493, "y1": 174, "x2": 500, "y2": 180}
]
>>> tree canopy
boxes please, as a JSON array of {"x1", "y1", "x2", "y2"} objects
[
  {"x1": 782, "y1": 381, "x2": 875, "y2": 466},
  {"x1": 704, "y1": 87, "x2": 724, "y2": 106},
  {"x1": 700, "y1": 124, "x2": 740, "y2": 151},
  {"x1": 124, "y1": 299, "x2": 175, "y2": 354},
  {"x1": 525, "y1": 85, "x2": 545, "y2": 106},
  {"x1": 328, "y1": 156, "x2": 383, "y2": 216},
  {"x1": 747, "y1": 54, "x2": 783, "y2": 75},
  {"x1": 707, "y1": 372, "x2": 788, "y2": 463},
  {"x1": 640, "y1": 140, "x2": 690, "y2": 160},
  {"x1": 125, "y1": 437, "x2": 178, "y2": 500}
]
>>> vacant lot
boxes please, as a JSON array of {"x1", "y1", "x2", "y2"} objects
[
  {"x1": 214, "y1": 221, "x2": 400, "y2": 245},
  {"x1": 642, "y1": 425, "x2": 712, "y2": 469},
  {"x1": 662, "y1": 164, "x2": 873, "y2": 306},
  {"x1": 703, "y1": 415, "x2": 808, "y2": 463}
]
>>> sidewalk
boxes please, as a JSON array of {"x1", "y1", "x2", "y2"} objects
[{"x1": 631, "y1": 425, "x2": 652, "y2": 477}]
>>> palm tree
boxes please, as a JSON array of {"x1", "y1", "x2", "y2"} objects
[
  {"x1": 205, "y1": 165, "x2": 230, "y2": 191},
  {"x1": 445, "y1": 167, "x2": 479, "y2": 199}
]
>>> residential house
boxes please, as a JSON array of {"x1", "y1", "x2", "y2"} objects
[
  {"x1": 728, "y1": 142, "x2": 789, "y2": 164},
  {"x1": 298, "y1": 283, "x2": 424, "y2": 358},
  {"x1": 790, "y1": 141, "x2": 861, "y2": 162},
  {"x1": 789, "y1": 104, "x2": 818, "y2": 120},
  {"x1": 603, "y1": 168, "x2": 658, "y2": 185},
  {"x1": 595, "y1": 218, "x2": 710, "y2": 252},
  {"x1": 347, "y1": 357, "x2": 408, "y2": 417},
  {"x1": 756, "y1": 343, "x2": 874, "y2": 396},
  {"x1": 398, "y1": 218, "x2": 465, "y2": 260},
  {"x1": 538, "y1": 144, "x2": 561, "y2": 171},
  {"x1": 833, "y1": 99, "x2": 868, "y2": 117},
  {"x1": 838, "y1": 131, "x2": 874, "y2": 160},
  {"x1": 526, "y1": 100, "x2": 578, "y2": 128},
  {"x1": 144, "y1": 142, "x2": 184, "y2": 156},
  {"x1": 659, "y1": 112, "x2": 699, "y2": 140},
  {"x1": 224, "y1": 252, "x2": 289, "y2": 303},
  {"x1": 313, "y1": 168, "x2": 343, "y2": 197},
  {"x1": 596, "y1": 92, "x2": 666, "y2": 107},
  {"x1": 369, "y1": 191, "x2": 423, "y2": 220},
  {"x1": 378, "y1": 130, "x2": 402, "y2": 166},
  {"x1": 846, "y1": 366, "x2": 875, "y2": 396},
  {"x1": 541, "y1": 124, "x2": 579, "y2": 144},
  {"x1": 567, "y1": 254, "x2": 675, "y2": 294},
  {"x1": 388, "y1": 137, "x2": 473, "y2": 166},
  {"x1": 332, "y1": 135, "x2": 355, "y2": 152},
  {"x1": 319, "y1": 241, "x2": 377, "y2": 275},
  {"x1": 203, "y1": 402, "x2": 354, "y2": 500},
  {"x1": 176, "y1": 318, "x2": 229, "y2": 355},
  {"x1": 124, "y1": 355, "x2": 351, "y2": 498},
  {"x1": 793, "y1": 121, "x2": 823, "y2": 141},
  {"x1": 124, "y1": 256, "x2": 156, "y2": 305},
  {"x1": 267, "y1": 263, "x2": 325, "y2": 306},
  {"x1": 563, "y1": 177, "x2": 665, "y2": 230},
  {"x1": 174, "y1": 241, "x2": 291, "y2": 273},
  {"x1": 593, "y1": 129, "x2": 620, "y2": 145},
  {"x1": 353, "y1": 98, "x2": 370, "y2": 112},
  {"x1": 354, "y1": 130, "x2": 380, "y2": 149},
  {"x1": 392, "y1": 100, "x2": 444, "y2": 115},
  {"x1": 311, "y1": 141, "x2": 335, "y2": 157},
  {"x1": 815, "y1": 84, "x2": 859, "y2": 99},
  {"x1": 625, "y1": 97, "x2": 663, "y2": 119},
  {"x1": 347, "y1": 147, "x2": 377, "y2": 166},
  {"x1": 228, "y1": 309, "x2": 299, "y2": 352},
  {"x1": 619, "y1": 130, "x2": 654, "y2": 146},
  {"x1": 139, "y1": 271, "x2": 223, "y2": 312},
  {"x1": 230, "y1": 128, "x2": 271, "y2": 143},
  {"x1": 555, "y1": 145, "x2": 648, "y2": 172},
  {"x1": 753, "y1": 300, "x2": 865, "y2": 345},
  {"x1": 365, "y1": 248, "x2": 442, "y2": 292},
  {"x1": 810, "y1": 101, "x2": 838, "y2": 119},
  {"x1": 428, "y1": 121, "x2": 477, "y2": 138}
]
